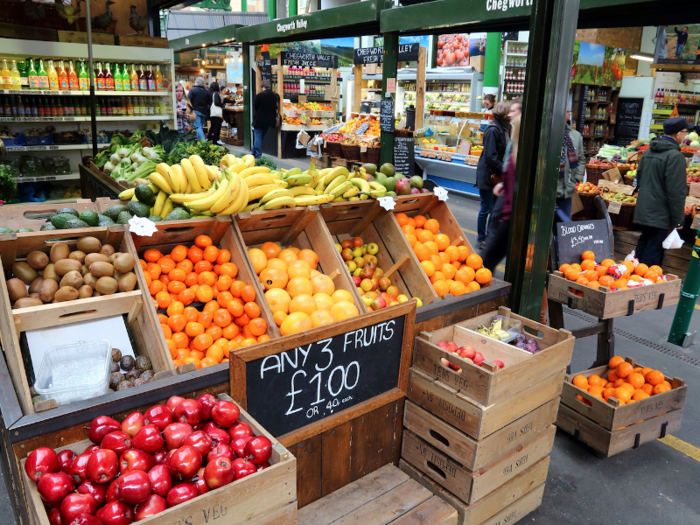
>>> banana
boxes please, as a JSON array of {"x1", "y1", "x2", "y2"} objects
[
  {"x1": 148, "y1": 183, "x2": 159, "y2": 194},
  {"x1": 245, "y1": 173, "x2": 277, "y2": 188},
  {"x1": 350, "y1": 178, "x2": 371, "y2": 193},
  {"x1": 369, "y1": 181, "x2": 388, "y2": 199},
  {"x1": 333, "y1": 196, "x2": 347, "y2": 202},
  {"x1": 180, "y1": 159, "x2": 201, "y2": 193},
  {"x1": 343, "y1": 186, "x2": 360, "y2": 199},
  {"x1": 210, "y1": 173, "x2": 240, "y2": 214},
  {"x1": 290, "y1": 186, "x2": 317, "y2": 197},
  {"x1": 324, "y1": 175, "x2": 348, "y2": 195},
  {"x1": 360, "y1": 193, "x2": 370, "y2": 200},
  {"x1": 273, "y1": 180, "x2": 289, "y2": 188},
  {"x1": 248, "y1": 184, "x2": 283, "y2": 202},
  {"x1": 307, "y1": 158, "x2": 319, "y2": 188},
  {"x1": 285, "y1": 173, "x2": 313, "y2": 186},
  {"x1": 190, "y1": 155, "x2": 210, "y2": 190},
  {"x1": 218, "y1": 175, "x2": 249, "y2": 215},
  {"x1": 260, "y1": 188, "x2": 294, "y2": 204},
  {"x1": 171, "y1": 165, "x2": 188, "y2": 195},
  {"x1": 269, "y1": 171, "x2": 282, "y2": 179},
  {"x1": 149, "y1": 207, "x2": 154, "y2": 215},
  {"x1": 186, "y1": 176, "x2": 230, "y2": 212},
  {"x1": 294, "y1": 194, "x2": 335, "y2": 206},
  {"x1": 207, "y1": 166, "x2": 221, "y2": 181},
  {"x1": 228, "y1": 162, "x2": 248, "y2": 174},
  {"x1": 131, "y1": 195, "x2": 138, "y2": 201},
  {"x1": 352, "y1": 169, "x2": 368, "y2": 181},
  {"x1": 330, "y1": 180, "x2": 354, "y2": 198},
  {"x1": 242, "y1": 154, "x2": 256, "y2": 168},
  {"x1": 118, "y1": 187, "x2": 135, "y2": 200},
  {"x1": 239, "y1": 166, "x2": 271, "y2": 179},
  {"x1": 259, "y1": 196, "x2": 295, "y2": 210},
  {"x1": 284, "y1": 167, "x2": 302, "y2": 177},
  {"x1": 315, "y1": 179, "x2": 327, "y2": 193},
  {"x1": 169, "y1": 188, "x2": 215, "y2": 204},
  {"x1": 148, "y1": 172, "x2": 173, "y2": 194},
  {"x1": 160, "y1": 198, "x2": 174, "y2": 219},
  {"x1": 156, "y1": 163, "x2": 178, "y2": 193},
  {"x1": 243, "y1": 202, "x2": 260, "y2": 213},
  {"x1": 220, "y1": 154, "x2": 239, "y2": 168},
  {"x1": 325, "y1": 166, "x2": 349, "y2": 184},
  {"x1": 198, "y1": 210, "x2": 214, "y2": 217},
  {"x1": 153, "y1": 190, "x2": 168, "y2": 216}
]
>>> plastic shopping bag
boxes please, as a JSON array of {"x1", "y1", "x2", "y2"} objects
[{"x1": 662, "y1": 229, "x2": 684, "y2": 250}]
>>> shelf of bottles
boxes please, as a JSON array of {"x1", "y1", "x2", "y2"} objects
[
  {"x1": 271, "y1": 65, "x2": 340, "y2": 82},
  {"x1": 652, "y1": 88, "x2": 699, "y2": 129},
  {"x1": 501, "y1": 41, "x2": 528, "y2": 101},
  {"x1": 272, "y1": 81, "x2": 331, "y2": 98}
]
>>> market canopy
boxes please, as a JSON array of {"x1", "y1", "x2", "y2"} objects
[{"x1": 169, "y1": 24, "x2": 243, "y2": 52}]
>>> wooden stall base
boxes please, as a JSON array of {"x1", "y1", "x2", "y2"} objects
[{"x1": 297, "y1": 464, "x2": 458, "y2": 525}]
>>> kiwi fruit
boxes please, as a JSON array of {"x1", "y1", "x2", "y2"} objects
[
  {"x1": 85, "y1": 253, "x2": 110, "y2": 267},
  {"x1": 54, "y1": 259, "x2": 81, "y2": 276},
  {"x1": 89, "y1": 261, "x2": 115, "y2": 278},
  {"x1": 114, "y1": 254, "x2": 136, "y2": 273},
  {"x1": 78, "y1": 284, "x2": 93, "y2": 299},
  {"x1": 12, "y1": 262, "x2": 38, "y2": 285},
  {"x1": 43, "y1": 263, "x2": 58, "y2": 282},
  {"x1": 81, "y1": 265, "x2": 89, "y2": 277},
  {"x1": 26, "y1": 251, "x2": 49, "y2": 270},
  {"x1": 54, "y1": 286, "x2": 79, "y2": 302},
  {"x1": 28, "y1": 293, "x2": 40, "y2": 300},
  {"x1": 100, "y1": 244, "x2": 116, "y2": 257},
  {"x1": 77, "y1": 237, "x2": 102, "y2": 254},
  {"x1": 83, "y1": 273, "x2": 98, "y2": 288},
  {"x1": 28, "y1": 277, "x2": 44, "y2": 295},
  {"x1": 39, "y1": 279, "x2": 59, "y2": 302},
  {"x1": 60, "y1": 270, "x2": 84, "y2": 289},
  {"x1": 95, "y1": 276, "x2": 118, "y2": 295},
  {"x1": 14, "y1": 297, "x2": 43, "y2": 308},
  {"x1": 69, "y1": 250, "x2": 86, "y2": 264},
  {"x1": 6, "y1": 278, "x2": 28, "y2": 304},
  {"x1": 117, "y1": 272, "x2": 137, "y2": 292},
  {"x1": 50, "y1": 243, "x2": 70, "y2": 263}
]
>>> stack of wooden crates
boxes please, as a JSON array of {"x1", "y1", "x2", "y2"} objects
[{"x1": 399, "y1": 307, "x2": 575, "y2": 525}]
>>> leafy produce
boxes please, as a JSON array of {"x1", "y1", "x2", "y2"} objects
[
  {"x1": 23, "y1": 398, "x2": 272, "y2": 521},
  {"x1": 0, "y1": 164, "x2": 18, "y2": 202},
  {"x1": 255, "y1": 156, "x2": 278, "y2": 170}
]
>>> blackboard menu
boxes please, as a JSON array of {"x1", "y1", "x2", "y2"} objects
[
  {"x1": 353, "y1": 44, "x2": 420, "y2": 65},
  {"x1": 614, "y1": 98, "x2": 643, "y2": 146},
  {"x1": 256, "y1": 58, "x2": 274, "y2": 83},
  {"x1": 380, "y1": 98, "x2": 395, "y2": 133},
  {"x1": 244, "y1": 316, "x2": 405, "y2": 437},
  {"x1": 281, "y1": 52, "x2": 338, "y2": 69},
  {"x1": 394, "y1": 136, "x2": 415, "y2": 177},
  {"x1": 556, "y1": 219, "x2": 612, "y2": 266}
]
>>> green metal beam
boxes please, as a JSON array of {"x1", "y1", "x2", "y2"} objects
[
  {"x1": 241, "y1": 0, "x2": 247, "y2": 11},
  {"x1": 289, "y1": 0, "x2": 297, "y2": 17},
  {"x1": 505, "y1": 0, "x2": 580, "y2": 320},
  {"x1": 168, "y1": 25, "x2": 242, "y2": 52},
  {"x1": 379, "y1": 33, "x2": 398, "y2": 167},
  {"x1": 243, "y1": 43, "x2": 252, "y2": 151},
  {"x1": 483, "y1": 32, "x2": 501, "y2": 90},
  {"x1": 268, "y1": 0, "x2": 276, "y2": 21}
]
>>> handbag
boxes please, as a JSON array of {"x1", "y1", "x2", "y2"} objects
[
  {"x1": 274, "y1": 93, "x2": 282, "y2": 128},
  {"x1": 186, "y1": 100, "x2": 196, "y2": 123},
  {"x1": 210, "y1": 94, "x2": 223, "y2": 119}
]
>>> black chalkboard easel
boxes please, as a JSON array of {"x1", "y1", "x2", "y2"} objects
[
  {"x1": 380, "y1": 99, "x2": 395, "y2": 133},
  {"x1": 614, "y1": 98, "x2": 643, "y2": 146},
  {"x1": 556, "y1": 219, "x2": 613, "y2": 266}
]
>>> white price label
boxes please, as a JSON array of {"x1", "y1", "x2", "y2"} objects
[
  {"x1": 128, "y1": 217, "x2": 158, "y2": 236},
  {"x1": 607, "y1": 201, "x2": 622, "y2": 215},
  {"x1": 434, "y1": 187, "x2": 449, "y2": 202},
  {"x1": 377, "y1": 197, "x2": 396, "y2": 211}
]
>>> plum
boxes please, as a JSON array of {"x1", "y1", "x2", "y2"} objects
[{"x1": 514, "y1": 334, "x2": 527, "y2": 345}]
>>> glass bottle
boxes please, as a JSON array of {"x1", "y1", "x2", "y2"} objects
[
  {"x1": 47, "y1": 60, "x2": 59, "y2": 90},
  {"x1": 105, "y1": 62, "x2": 114, "y2": 91},
  {"x1": 10, "y1": 96, "x2": 18, "y2": 116},
  {"x1": 37, "y1": 59, "x2": 49, "y2": 90},
  {"x1": 138, "y1": 64, "x2": 147, "y2": 91},
  {"x1": 114, "y1": 63, "x2": 123, "y2": 91},
  {"x1": 130, "y1": 64, "x2": 138, "y2": 91},
  {"x1": 155, "y1": 65, "x2": 163, "y2": 91},
  {"x1": 16, "y1": 95, "x2": 24, "y2": 116},
  {"x1": 78, "y1": 61, "x2": 89, "y2": 91},
  {"x1": 58, "y1": 60, "x2": 69, "y2": 90},
  {"x1": 2, "y1": 96, "x2": 10, "y2": 116},
  {"x1": 17, "y1": 60, "x2": 28, "y2": 89},
  {"x1": 10, "y1": 60, "x2": 21, "y2": 89},
  {"x1": 1, "y1": 60, "x2": 12, "y2": 89},
  {"x1": 147, "y1": 65, "x2": 156, "y2": 91},
  {"x1": 126, "y1": 97, "x2": 134, "y2": 116},
  {"x1": 64, "y1": 95, "x2": 73, "y2": 116},
  {"x1": 68, "y1": 61, "x2": 79, "y2": 91},
  {"x1": 56, "y1": 97, "x2": 64, "y2": 116},
  {"x1": 96, "y1": 62, "x2": 105, "y2": 91},
  {"x1": 50, "y1": 96, "x2": 58, "y2": 116}
]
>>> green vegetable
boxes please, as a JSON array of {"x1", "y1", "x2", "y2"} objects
[
  {"x1": 256, "y1": 156, "x2": 278, "y2": 170},
  {"x1": 104, "y1": 205, "x2": 127, "y2": 222},
  {"x1": 40, "y1": 223, "x2": 56, "y2": 231},
  {"x1": 164, "y1": 208, "x2": 190, "y2": 221},
  {"x1": 0, "y1": 227, "x2": 14, "y2": 234},
  {"x1": 0, "y1": 165, "x2": 18, "y2": 202},
  {"x1": 127, "y1": 201, "x2": 150, "y2": 218},
  {"x1": 148, "y1": 215, "x2": 163, "y2": 222},
  {"x1": 17, "y1": 228, "x2": 33, "y2": 232},
  {"x1": 79, "y1": 210, "x2": 99, "y2": 227}
]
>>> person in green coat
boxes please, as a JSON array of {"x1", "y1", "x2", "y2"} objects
[{"x1": 633, "y1": 117, "x2": 690, "y2": 266}]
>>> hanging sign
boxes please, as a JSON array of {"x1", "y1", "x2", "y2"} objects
[
  {"x1": 280, "y1": 52, "x2": 338, "y2": 69},
  {"x1": 353, "y1": 44, "x2": 420, "y2": 65},
  {"x1": 256, "y1": 58, "x2": 275, "y2": 83},
  {"x1": 380, "y1": 98, "x2": 395, "y2": 133}
]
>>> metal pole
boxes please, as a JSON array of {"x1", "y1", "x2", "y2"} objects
[
  {"x1": 289, "y1": 0, "x2": 297, "y2": 17},
  {"x1": 505, "y1": 0, "x2": 580, "y2": 320},
  {"x1": 668, "y1": 231, "x2": 700, "y2": 345},
  {"x1": 85, "y1": 0, "x2": 98, "y2": 158},
  {"x1": 483, "y1": 32, "x2": 501, "y2": 100},
  {"x1": 268, "y1": 0, "x2": 276, "y2": 21}
]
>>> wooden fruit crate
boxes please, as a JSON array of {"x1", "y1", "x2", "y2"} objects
[
  {"x1": 94, "y1": 196, "x2": 122, "y2": 214},
  {"x1": 320, "y1": 200, "x2": 437, "y2": 306},
  {"x1": 547, "y1": 270, "x2": 681, "y2": 319},
  {"x1": 407, "y1": 366, "x2": 563, "y2": 441},
  {"x1": 559, "y1": 357, "x2": 687, "y2": 431},
  {"x1": 0, "y1": 226, "x2": 172, "y2": 416},
  {"x1": 403, "y1": 398, "x2": 559, "y2": 472},
  {"x1": 232, "y1": 206, "x2": 368, "y2": 338},
  {"x1": 415, "y1": 307, "x2": 574, "y2": 406},
  {"x1": 557, "y1": 403, "x2": 683, "y2": 457},
  {"x1": 19, "y1": 394, "x2": 297, "y2": 525},
  {"x1": 400, "y1": 455, "x2": 549, "y2": 525},
  {"x1": 0, "y1": 199, "x2": 98, "y2": 232}
]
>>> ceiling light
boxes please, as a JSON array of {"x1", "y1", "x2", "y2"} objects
[{"x1": 631, "y1": 52, "x2": 654, "y2": 62}]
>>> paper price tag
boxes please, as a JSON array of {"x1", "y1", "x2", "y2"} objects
[
  {"x1": 434, "y1": 187, "x2": 449, "y2": 202},
  {"x1": 128, "y1": 217, "x2": 158, "y2": 236},
  {"x1": 692, "y1": 215, "x2": 700, "y2": 230},
  {"x1": 378, "y1": 197, "x2": 396, "y2": 211},
  {"x1": 360, "y1": 145, "x2": 367, "y2": 153},
  {"x1": 607, "y1": 201, "x2": 622, "y2": 215}
]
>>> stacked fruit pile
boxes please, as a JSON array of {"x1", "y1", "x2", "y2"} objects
[
  {"x1": 436, "y1": 340, "x2": 505, "y2": 371},
  {"x1": 575, "y1": 182, "x2": 600, "y2": 195},
  {"x1": 397, "y1": 213, "x2": 492, "y2": 297},
  {"x1": 23, "y1": 397, "x2": 271, "y2": 523},
  {"x1": 142, "y1": 235, "x2": 269, "y2": 369},
  {"x1": 249, "y1": 242, "x2": 360, "y2": 336},
  {"x1": 559, "y1": 251, "x2": 667, "y2": 292},
  {"x1": 572, "y1": 356, "x2": 675, "y2": 407}
]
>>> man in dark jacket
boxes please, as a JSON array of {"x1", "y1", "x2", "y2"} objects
[
  {"x1": 633, "y1": 117, "x2": 689, "y2": 266},
  {"x1": 252, "y1": 80, "x2": 278, "y2": 159},
  {"x1": 674, "y1": 26, "x2": 688, "y2": 57},
  {"x1": 188, "y1": 77, "x2": 211, "y2": 140}
]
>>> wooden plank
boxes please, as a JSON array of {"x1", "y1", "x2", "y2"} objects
[
  {"x1": 57, "y1": 30, "x2": 114, "y2": 45},
  {"x1": 478, "y1": 483, "x2": 545, "y2": 525},
  {"x1": 557, "y1": 404, "x2": 683, "y2": 457},
  {"x1": 391, "y1": 496, "x2": 457, "y2": 525},
  {"x1": 298, "y1": 464, "x2": 409, "y2": 524},
  {"x1": 351, "y1": 401, "x2": 399, "y2": 482},
  {"x1": 403, "y1": 398, "x2": 559, "y2": 472},
  {"x1": 353, "y1": 64, "x2": 363, "y2": 114},
  {"x1": 245, "y1": 501, "x2": 297, "y2": 525},
  {"x1": 280, "y1": 206, "x2": 321, "y2": 246},
  {"x1": 116, "y1": 34, "x2": 168, "y2": 48},
  {"x1": 289, "y1": 433, "x2": 323, "y2": 508},
  {"x1": 322, "y1": 421, "x2": 353, "y2": 496},
  {"x1": 414, "y1": 47, "x2": 426, "y2": 131},
  {"x1": 0, "y1": 200, "x2": 98, "y2": 233}
]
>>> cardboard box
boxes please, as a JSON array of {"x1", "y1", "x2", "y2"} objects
[{"x1": 470, "y1": 55, "x2": 485, "y2": 72}]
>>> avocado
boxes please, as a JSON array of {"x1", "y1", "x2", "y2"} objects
[
  {"x1": 79, "y1": 210, "x2": 99, "y2": 227},
  {"x1": 55, "y1": 207, "x2": 79, "y2": 217},
  {"x1": 16, "y1": 228, "x2": 33, "y2": 233},
  {"x1": 148, "y1": 215, "x2": 163, "y2": 222},
  {"x1": 134, "y1": 184, "x2": 157, "y2": 207},
  {"x1": 164, "y1": 208, "x2": 190, "y2": 221},
  {"x1": 0, "y1": 227, "x2": 14, "y2": 234},
  {"x1": 375, "y1": 172, "x2": 387, "y2": 184},
  {"x1": 97, "y1": 214, "x2": 111, "y2": 223},
  {"x1": 98, "y1": 217, "x2": 116, "y2": 227},
  {"x1": 50, "y1": 213, "x2": 78, "y2": 229},
  {"x1": 40, "y1": 223, "x2": 56, "y2": 231},
  {"x1": 117, "y1": 211, "x2": 133, "y2": 225},
  {"x1": 65, "y1": 219, "x2": 90, "y2": 229},
  {"x1": 103, "y1": 205, "x2": 127, "y2": 222},
  {"x1": 127, "y1": 201, "x2": 150, "y2": 218}
]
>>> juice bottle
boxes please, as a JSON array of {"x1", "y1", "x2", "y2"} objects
[
  {"x1": 28, "y1": 96, "x2": 37, "y2": 116},
  {"x1": 64, "y1": 96, "x2": 73, "y2": 116},
  {"x1": 105, "y1": 62, "x2": 114, "y2": 91},
  {"x1": 56, "y1": 97, "x2": 64, "y2": 116},
  {"x1": 1, "y1": 60, "x2": 12, "y2": 89},
  {"x1": 2, "y1": 96, "x2": 10, "y2": 116},
  {"x1": 78, "y1": 61, "x2": 89, "y2": 91},
  {"x1": 106, "y1": 97, "x2": 113, "y2": 116},
  {"x1": 155, "y1": 65, "x2": 163, "y2": 91},
  {"x1": 16, "y1": 96, "x2": 24, "y2": 116},
  {"x1": 37, "y1": 60, "x2": 49, "y2": 90},
  {"x1": 17, "y1": 60, "x2": 28, "y2": 89},
  {"x1": 96, "y1": 62, "x2": 105, "y2": 91},
  {"x1": 114, "y1": 63, "x2": 123, "y2": 91},
  {"x1": 138, "y1": 64, "x2": 147, "y2": 91},
  {"x1": 147, "y1": 65, "x2": 156, "y2": 91},
  {"x1": 50, "y1": 96, "x2": 58, "y2": 116},
  {"x1": 126, "y1": 97, "x2": 134, "y2": 116},
  {"x1": 58, "y1": 60, "x2": 69, "y2": 90},
  {"x1": 10, "y1": 96, "x2": 17, "y2": 116},
  {"x1": 130, "y1": 64, "x2": 138, "y2": 91},
  {"x1": 48, "y1": 60, "x2": 59, "y2": 90},
  {"x1": 68, "y1": 61, "x2": 79, "y2": 90},
  {"x1": 11, "y1": 60, "x2": 21, "y2": 89}
]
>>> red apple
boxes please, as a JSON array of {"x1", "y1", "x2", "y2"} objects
[
  {"x1": 227, "y1": 422, "x2": 253, "y2": 441},
  {"x1": 37, "y1": 471, "x2": 74, "y2": 504},
  {"x1": 244, "y1": 436, "x2": 272, "y2": 465},
  {"x1": 132, "y1": 424, "x2": 164, "y2": 454},
  {"x1": 182, "y1": 430, "x2": 213, "y2": 457},
  {"x1": 437, "y1": 341, "x2": 450, "y2": 351},
  {"x1": 195, "y1": 394, "x2": 217, "y2": 421},
  {"x1": 352, "y1": 275, "x2": 362, "y2": 287},
  {"x1": 457, "y1": 345, "x2": 476, "y2": 360},
  {"x1": 48, "y1": 508, "x2": 61, "y2": 525},
  {"x1": 77, "y1": 479, "x2": 106, "y2": 507},
  {"x1": 121, "y1": 412, "x2": 145, "y2": 437},
  {"x1": 152, "y1": 447, "x2": 168, "y2": 465},
  {"x1": 445, "y1": 342, "x2": 458, "y2": 353},
  {"x1": 166, "y1": 483, "x2": 199, "y2": 508},
  {"x1": 341, "y1": 248, "x2": 353, "y2": 261},
  {"x1": 378, "y1": 277, "x2": 391, "y2": 291},
  {"x1": 88, "y1": 416, "x2": 120, "y2": 444},
  {"x1": 58, "y1": 449, "x2": 76, "y2": 474},
  {"x1": 134, "y1": 494, "x2": 167, "y2": 520},
  {"x1": 371, "y1": 297, "x2": 387, "y2": 310},
  {"x1": 86, "y1": 449, "x2": 118, "y2": 484},
  {"x1": 211, "y1": 400, "x2": 240, "y2": 428},
  {"x1": 166, "y1": 396, "x2": 185, "y2": 412},
  {"x1": 119, "y1": 448, "x2": 154, "y2": 475},
  {"x1": 164, "y1": 422, "x2": 194, "y2": 450},
  {"x1": 147, "y1": 464, "x2": 172, "y2": 498},
  {"x1": 84, "y1": 445, "x2": 99, "y2": 455},
  {"x1": 104, "y1": 477, "x2": 120, "y2": 503},
  {"x1": 194, "y1": 467, "x2": 209, "y2": 495},
  {"x1": 68, "y1": 514, "x2": 102, "y2": 525},
  {"x1": 230, "y1": 435, "x2": 252, "y2": 458},
  {"x1": 472, "y1": 352, "x2": 484, "y2": 366},
  {"x1": 232, "y1": 457, "x2": 257, "y2": 480},
  {"x1": 69, "y1": 451, "x2": 93, "y2": 484},
  {"x1": 257, "y1": 462, "x2": 271, "y2": 471},
  {"x1": 201, "y1": 420, "x2": 221, "y2": 432},
  {"x1": 207, "y1": 443, "x2": 234, "y2": 464},
  {"x1": 168, "y1": 445, "x2": 202, "y2": 480},
  {"x1": 206, "y1": 427, "x2": 230, "y2": 446},
  {"x1": 174, "y1": 399, "x2": 202, "y2": 426},
  {"x1": 492, "y1": 359, "x2": 505, "y2": 369},
  {"x1": 144, "y1": 405, "x2": 173, "y2": 431},
  {"x1": 25, "y1": 447, "x2": 59, "y2": 482},
  {"x1": 204, "y1": 457, "x2": 234, "y2": 489},
  {"x1": 96, "y1": 501, "x2": 133, "y2": 525},
  {"x1": 60, "y1": 493, "x2": 96, "y2": 524},
  {"x1": 100, "y1": 431, "x2": 132, "y2": 456},
  {"x1": 117, "y1": 469, "x2": 151, "y2": 505}
]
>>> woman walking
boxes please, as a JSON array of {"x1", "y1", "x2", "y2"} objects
[
  {"x1": 175, "y1": 84, "x2": 190, "y2": 134},
  {"x1": 208, "y1": 81, "x2": 224, "y2": 145}
]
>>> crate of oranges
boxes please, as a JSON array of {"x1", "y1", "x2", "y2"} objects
[
  {"x1": 557, "y1": 356, "x2": 686, "y2": 457},
  {"x1": 548, "y1": 251, "x2": 682, "y2": 319},
  {"x1": 131, "y1": 217, "x2": 276, "y2": 372}
]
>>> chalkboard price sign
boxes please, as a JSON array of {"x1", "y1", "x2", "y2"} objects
[
  {"x1": 556, "y1": 219, "x2": 612, "y2": 266},
  {"x1": 281, "y1": 52, "x2": 338, "y2": 69},
  {"x1": 614, "y1": 98, "x2": 643, "y2": 146},
  {"x1": 256, "y1": 58, "x2": 275, "y2": 83},
  {"x1": 233, "y1": 308, "x2": 412, "y2": 438},
  {"x1": 354, "y1": 44, "x2": 420, "y2": 65},
  {"x1": 394, "y1": 136, "x2": 415, "y2": 176},
  {"x1": 380, "y1": 98, "x2": 395, "y2": 133}
]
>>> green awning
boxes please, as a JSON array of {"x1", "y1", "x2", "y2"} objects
[{"x1": 169, "y1": 24, "x2": 242, "y2": 52}]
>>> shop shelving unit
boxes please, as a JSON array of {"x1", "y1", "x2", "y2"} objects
[{"x1": 501, "y1": 40, "x2": 528, "y2": 101}]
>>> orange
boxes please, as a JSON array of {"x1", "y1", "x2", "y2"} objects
[
  {"x1": 406, "y1": 234, "x2": 417, "y2": 247},
  {"x1": 216, "y1": 250, "x2": 231, "y2": 265},
  {"x1": 457, "y1": 246, "x2": 470, "y2": 262},
  {"x1": 430, "y1": 271, "x2": 446, "y2": 284},
  {"x1": 645, "y1": 370, "x2": 664, "y2": 386},
  {"x1": 239, "y1": 338, "x2": 258, "y2": 348},
  {"x1": 149, "y1": 280, "x2": 164, "y2": 296},
  {"x1": 196, "y1": 285, "x2": 214, "y2": 303},
  {"x1": 395, "y1": 213, "x2": 409, "y2": 226},
  {"x1": 297, "y1": 249, "x2": 319, "y2": 270},
  {"x1": 185, "y1": 322, "x2": 204, "y2": 338},
  {"x1": 632, "y1": 391, "x2": 650, "y2": 401},
  {"x1": 615, "y1": 361, "x2": 633, "y2": 379},
  {"x1": 421, "y1": 260, "x2": 436, "y2": 277},
  {"x1": 192, "y1": 333, "x2": 214, "y2": 351},
  {"x1": 194, "y1": 260, "x2": 213, "y2": 274},
  {"x1": 441, "y1": 263, "x2": 457, "y2": 280},
  {"x1": 279, "y1": 312, "x2": 313, "y2": 336},
  {"x1": 187, "y1": 246, "x2": 203, "y2": 263},
  {"x1": 311, "y1": 293, "x2": 334, "y2": 312},
  {"x1": 273, "y1": 310, "x2": 287, "y2": 327},
  {"x1": 572, "y1": 375, "x2": 589, "y2": 389},
  {"x1": 287, "y1": 260, "x2": 312, "y2": 280},
  {"x1": 177, "y1": 259, "x2": 194, "y2": 273},
  {"x1": 217, "y1": 276, "x2": 233, "y2": 292},
  {"x1": 598, "y1": 275, "x2": 614, "y2": 288},
  {"x1": 608, "y1": 356, "x2": 624, "y2": 370},
  {"x1": 206, "y1": 344, "x2": 224, "y2": 363},
  {"x1": 167, "y1": 314, "x2": 186, "y2": 333},
  {"x1": 620, "y1": 382, "x2": 636, "y2": 394},
  {"x1": 218, "y1": 262, "x2": 238, "y2": 278},
  {"x1": 643, "y1": 270, "x2": 659, "y2": 283},
  {"x1": 603, "y1": 388, "x2": 616, "y2": 401},
  {"x1": 266, "y1": 258, "x2": 288, "y2": 272},
  {"x1": 581, "y1": 259, "x2": 596, "y2": 272},
  {"x1": 331, "y1": 290, "x2": 354, "y2": 304},
  {"x1": 265, "y1": 288, "x2": 291, "y2": 313},
  {"x1": 583, "y1": 270, "x2": 598, "y2": 282},
  {"x1": 456, "y1": 267, "x2": 475, "y2": 284},
  {"x1": 222, "y1": 323, "x2": 240, "y2": 340},
  {"x1": 167, "y1": 280, "x2": 186, "y2": 295},
  {"x1": 161, "y1": 324, "x2": 173, "y2": 339},
  {"x1": 172, "y1": 332, "x2": 189, "y2": 350},
  {"x1": 582, "y1": 250, "x2": 595, "y2": 260},
  {"x1": 449, "y1": 281, "x2": 467, "y2": 297},
  {"x1": 559, "y1": 263, "x2": 571, "y2": 273},
  {"x1": 203, "y1": 245, "x2": 219, "y2": 263},
  {"x1": 401, "y1": 225, "x2": 416, "y2": 236},
  {"x1": 444, "y1": 246, "x2": 460, "y2": 263},
  {"x1": 167, "y1": 301, "x2": 184, "y2": 317},
  {"x1": 417, "y1": 229, "x2": 434, "y2": 243},
  {"x1": 227, "y1": 299, "x2": 244, "y2": 318},
  {"x1": 641, "y1": 367, "x2": 653, "y2": 378},
  {"x1": 565, "y1": 268, "x2": 581, "y2": 281},
  {"x1": 424, "y1": 219, "x2": 440, "y2": 234},
  {"x1": 198, "y1": 271, "x2": 217, "y2": 286},
  {"x1": 424, "y1": 241, "x2": 439, "y2": 255},
  {"x1": 241, "y1": 285, "x2": 256, "y2": 303},
  {"x1": 576, "y1": 394, "x2": 592, "y2": 406},
  {"x1": 413, "y1": 243, "x2": 430, "y2": 262},
  {"x1": 260, "y1": 241, "x2": 282, "y2": 260},
  {"x1": 575, "y1": 276, "x2": 589, "y2": 286},
  {"x1": 156, "y1": 291, "x2": 172, "y2": 309},
  {"x1": 407, "y1": 217, "x2": 416, "y2": 228},
  {"x1": 627, "y1": 373, "x2": 645, "y2": 389},
  {"x1": 244, "y1": 302, "x2": 261, "y2": 319},
  {"x1": 184, "y1": 272, "x2": 198, "y2": 287},
  {"x1": 634, "y1": 263, "x2": 648, "y2": 276},
  {"x1": 588, "y1": 375, "x2": 605, "y2": 388},
  {"x1": 330, "y1": 301, "x2": 360, "y2": 321},
  {"x1": 144, "y1": 248, "x2": 163, "y2": 263},
  {"x1": 194, "y1": 235, "x2": 212, "y2": 249},
  {"x1": 588, "y1": 386, "x2": 604, "y2": 398},
  {"x1": 613, "y1": 378, "x2": 627, "y2": 388},
  {"x1": 158, "y1": 257, "x2": 175, "y2": 275},
  {"x1": 413, "y1": 215, "x2": 427, "y2": 228},
  {"x1": 467, "y1": 281, "x2": 481, "y2": 292},
  {"x1": 260, "y1": 268, "x2": 289, "y2": 290},
  {"x1": 234, "y1": 313, "x2": 251, "y2": 327},
  {"x1": 429, "y1": 254, "x2": 444, "y2": 272},
  {"x1": 249, "y1": 318, "x2": 267, "y2": 337},
  {"x1": 587, "y1": 281, "x2": 601, "y2": 290},
  {"x1": 475, "y1": 268, "x2": 492, "y2": 285},
  {"x1": 434, "y1": 233, "x2": 450, "y2": 251},
  {"x1": 570, "y1": 263, "x2": 582, "y2": 272},
  {"x1": 206, "y1": 324, "x2": 223, "y2": 341},
  {"x1": 183, "y1": 356, "x2": 201, "y2": 368},
  {"x1": 310, "y1": 274, "x2": 335, "y2": 296},
  {"x1": 641, "y1": 383, "x2": 654, "y2": 395},
  {"x1": 278, "y1": 248, "x2": 299, "y2": 266},
  {"x1": 600, "y1": 259, "x2": 614, "y2": 268},
  {"x1": 613, "y1": 387, "x2": 632, "y2": 403},
  {"x1": 213, "y1": 309, "x2": 232, "y2": 328},
  {"x1": 433, "y1": 280, "x2": 449, "y2": 297},
  {"x1": 653, "y1": 383, "x2": 671, "y2": 395},
  {"x1": 249, "y1": 249, "x2": 268, "y2": 275},
  {"x1": 466, "y1": 254, "x2": 483, "y2": 270},
  {"x1": 305, "y1": 309, "x2": 334, "y2": 328},
  {"x1": 287, "y1": 277, "x2": 314, "y2": 298}
]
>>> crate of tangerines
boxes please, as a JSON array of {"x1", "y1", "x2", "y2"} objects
[
  {"x1": 556, "y1": 356, "x2": 687, "y2": 457},
  {"x1": 547, "y1": 250, "x2": 681, "y2": 319},
  {"x1": 132, "y1": 217, "x2": 276, "y2": 371}
]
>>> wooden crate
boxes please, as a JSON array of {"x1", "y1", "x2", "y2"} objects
[
  {"x1": 0, "y1": 227, "x2": 172, "y2": 416},
  {"x1": 400, "y1": 426, "x2": 555, "y2": 505},
  {"x1": 613, "y1": 229, "x2": 691, "y2": 281},
  {"x1": 407, "y1": 367, "x2": 564, "y2": 441},
  {"x1": 415, "y1": 307, "x2": 574, "y2": 406},
  {"x1": 232, "y1": 207, "x2": 368, "y2": 339},
  {"x1": 557, "y1": 403, "x2": 684, "y2": 457},
  {"x1": 297, "y1": 464, "x2": 458, "y2": 525},
  {"x1": 560, "y1": 357, "x2": 687, "y2": 431},
  {"x1": 0, "y1": 199, "x2": 98, "y2": 232},
  {"x1": 400, "y1": 455, "x2": 548, "y2": 525},
  {"x1": 320, "y1": 200, "x2": 437, "y2": 306},
  {"x1": 403, "y1": 398, "x2": 559, "y2": 472},
  {"x1": 19, "y1": 394, "x2": 297, "y2": 525},
  {"x1": 547, "y1": 270, "x2": 681, "y2": 319},
  {"x1": 94, "y1": 197, "x2": 123, "y2": 214}
]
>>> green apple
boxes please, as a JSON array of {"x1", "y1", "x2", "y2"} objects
[
  {"x1": 361, "y1": 245, "x2": 368, "y2": 255},
  {"x1": 361, "y1": 293, "x2": 374, "y2": 307},
  {"x1": 352, "y1": 247, "x2": 363, "y2": 258},
  {"x1": 367, "y1": 243, "x2": 379, "y2": 255},
  {"x1": 353, "y1": 268, "x2": 362, "y2": 277}
]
